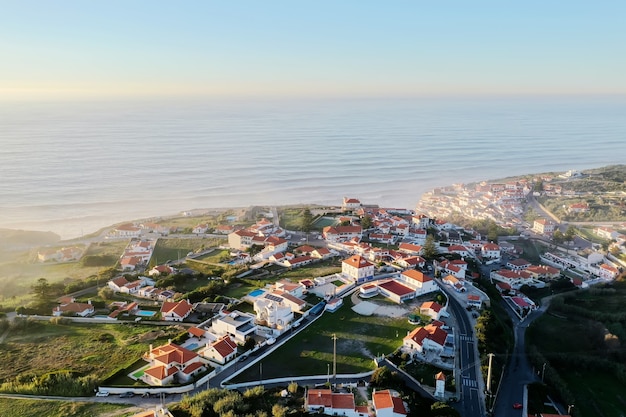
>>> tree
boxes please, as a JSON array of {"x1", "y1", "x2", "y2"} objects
[
  {"x1": 287, "y1": 381, "x2": 299, "y2": 394},
  {"x1": 422, "y1": 235, "x2": 439, "y2": 260},
  {"x1": 31, "y1": 278, "x2": 52, "y2": 304},
  {"x1": 271, "y1": 403, "x2": 288, "y2": 417},
  {"x1": 552, "y1": 230, "x2": 565, "y2": 246},
  {"x1": 98, "y1": 286, "x2": 114, "y2": 301},
  {"x1": 301, "y1": 208, "x2": 313, "y2": 232},
  {"x1": 564, "y1": 225, "x2": 577, "y2": 245},
  {"x1": 361, "y1": 215, "x2": 373, "y2": 230}
]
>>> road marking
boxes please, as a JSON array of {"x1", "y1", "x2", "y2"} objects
[
  {"x1": 460, "y1": 335, "x2": 474, "y2": 341},
  {"x1": 463, "y1": 378, "x2": 477, "y2": 387}
]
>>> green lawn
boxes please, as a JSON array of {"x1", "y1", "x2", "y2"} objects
[
  {"x1": 228, "y1": 299, "x2": 414, "y2": 383},
  {"x1": 194, "y1": 248, "x2": 230, "y2": 264},
  {"x1": 149, "y1": 237, "x2": 225, "y2": 267},
  {"x1": 277, "y1": 259, "x2": 342, "y2": 281},
  {"x1": 0, "y1": 399, "x2": 135, "y2": 417}
]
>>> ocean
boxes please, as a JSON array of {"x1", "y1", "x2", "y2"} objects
[{"x1": 1, "y1": 96, "x2": 625, "y2": 239}]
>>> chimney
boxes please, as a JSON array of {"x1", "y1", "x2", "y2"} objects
[{"x1": 88, "y1": 299, "x2": 92, "y2": 305}]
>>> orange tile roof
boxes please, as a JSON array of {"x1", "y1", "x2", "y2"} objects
[
  {"x1": 402, "y1": 269, "x2": 431, "y2": 282},
  {"x1": 151, "y1": 343, "x2": 198, "y2": 366},
  {"x1": 188, "y1": 327, "x2": 205, "y2": 338},
  {"x1": 343, "y1": 255, "x2": 373, "y2": 269}
]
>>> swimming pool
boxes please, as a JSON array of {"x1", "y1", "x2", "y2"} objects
[
  {"x1": 136, "y1": 310, "x2": 156, "y2": 317},
  {"x1": 186, "y1": 343, "x2": 199, "y2": 350},
  {"x1": 249, "y1": 289, "x2": 266, "y2": 297}
]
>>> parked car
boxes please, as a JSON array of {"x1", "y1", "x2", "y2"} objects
[
  {"x1": 119, "y1": 391, "x2": 135, "y2": 398},
  {"x1": 266, "y1": 338, "x2": 276, "y2": 345},
  {"x1": 95, "y1": 390, "x2": 109, "y2": 397},
  {"x1": 512, "y1": 402, "x2": 523, "y2": 409}
]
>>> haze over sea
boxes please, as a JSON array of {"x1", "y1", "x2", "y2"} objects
[{"x1": 1, "y1": 96, "x2": 625, "y2": 240}]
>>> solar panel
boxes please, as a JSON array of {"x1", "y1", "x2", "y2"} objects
[{"x1": 264, "y1": 294, "x2": 283, "y2": 303}]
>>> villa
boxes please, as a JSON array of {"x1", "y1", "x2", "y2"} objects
[
  {"x1": 212, "y1": 311, "x2": 257, "y2": 343},
  {"x1": 342, "y1": 255, "x2": 375, "y2": 283},
  {"x1": 142, "y1": 342, "x2": 206, "y2": 386}
]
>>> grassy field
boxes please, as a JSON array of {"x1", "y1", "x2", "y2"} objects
[
  {"x1": 194, "y1": 248, "x2": 230, "y2": 264},
  {"x1": 0, "y1": 240, "x2": 128, "y2": 310},
  {"x1": 527, "y1": 285, "x2": 626, "y2": 417},
  {"x1": 277, "y1": 259, "x2": 342, "y2": 281},
  {"x1": 278, "y1": 207, "x2": 307, "y2": 231},
  {"x1": 228, "y1": 298, "x2": 415, "y2": 383},
  {"x1": 149, "y1": 237, "x2": 225, "y2": 267},
  {"x1": 0, "y1": 321, "x2": 183, "y2": 385},
  {"x1": 0, "y1": 398, "x2": 137, "y2": 417}
]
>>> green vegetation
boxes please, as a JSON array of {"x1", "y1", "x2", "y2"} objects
[
  {"x1": 171, "y1": 386, "x2": 304, "y2": 417},
  {"x1": 149, "y1": 237, "x2": 225, "y2": 267},
  {"x1": 229, "y1": 298, "x2": 414, "y2": 382},
  {"x1": 0, "y1": 319, "x2": 183, "y2": 396},
  {"x1": 527, "y1": 281, "x2": 626, "y2": 416},
  {"x1": 0, "y1": 398, "x2": 134, "y2": 417},
  {"x1": 0, "y1": 240, "x2": 126, "y2": 311}
]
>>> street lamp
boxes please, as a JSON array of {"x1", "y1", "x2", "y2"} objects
[{"x1": 327, "y1": 364, "x2": 330, "y2": 385}]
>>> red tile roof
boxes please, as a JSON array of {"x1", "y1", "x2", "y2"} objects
[
  {"x1": 161, "y1": 299, "x2": 193, "y2": 318},
  {"x1": 404, "y1": 323, "x2": 447, "y2": 348},
  {"x1": 373, "y1": 390, "x2": 407, "y2": 415},
  {"x1": 378, "y1": 280, "x2": 415, "y2": 297},
  {"x1": 210, "y1": 336, "x2": 237, "y2": 358}
]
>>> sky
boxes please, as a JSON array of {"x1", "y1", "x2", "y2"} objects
[{"x1": 1, "y1": 0, "x2": 625, "y2": 99}]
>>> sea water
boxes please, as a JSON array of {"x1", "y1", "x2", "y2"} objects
[{"x1": 1, "y1": 96, "x2": 625, "y2": 239}]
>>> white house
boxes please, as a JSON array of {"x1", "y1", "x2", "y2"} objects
[
  {"x1": 373, "y1": 389, "x2": 407, "y2": 417},
  {"x1": 199, "y1": 336, "x2": 238, "y2": 365},
  {"x1": 419, "y1": 301, "x2": 445, "y2": 321},
  {"x1": 211, "y1": 311, "x2": 257, "y2": 343},
  {"x1": 160, "y1": 299, "x2": 194, "y2": 322},
  {"x1": 481, "y1": 243, "x2": 501, "y2": 259},
  {"x1": 254, "y1": 297, "x2": 294, "y2": 330},
  {"x1": 399, "y1": 270, "x2": 439, "y2": 296},
  {"x1": 305, "y1": 389, "x2": 366, "y2": 417},
  {"x1": 342, "y1": 255, "x2": 375, "y2": 283},
  {"x1": 403, "y1": 323, "x2": 448, "y2": 354}
]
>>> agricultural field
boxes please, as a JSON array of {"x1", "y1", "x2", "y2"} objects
[
  {"x1": 0, "y1": 399, "x2": 136, "y2": 417},
  {"x1": 228, "y1": 298, "x2": 415, "y2": 383}
]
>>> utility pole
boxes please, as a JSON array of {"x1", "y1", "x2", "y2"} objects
[
  {"x1": 486, "y1": 353, "x2": 495, "y2": 410},
  {"x1": 541, "y1": 362, "x2": 546, "y2": 383},
  {"x1": 327, "y1": 363, "x2": 330, "y2": 385},
  {"x1": 486, "y1": 353, "x2": 494, "y2": 394},
  {"x1": 260, "y1": 362, "x2": 263, "y2": 386},
  {"x1": 332, "y1": 333, "x2": 338, "y2": 381}
]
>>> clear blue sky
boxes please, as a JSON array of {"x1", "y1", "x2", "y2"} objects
[{"x1": 1, "y1": 0, "x2": 625, "y2": 99}]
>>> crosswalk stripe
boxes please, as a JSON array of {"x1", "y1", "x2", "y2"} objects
[{"x1": 463, "y1": 379, "x2": 477, "y2": 387}]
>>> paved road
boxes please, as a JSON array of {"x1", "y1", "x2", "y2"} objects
[
  {"x1": 439, "y1": 284, "x2": 485, "y2": 417},
  {"x1": 491, "y1": 301, "x2": 548, "y2": 417}
]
